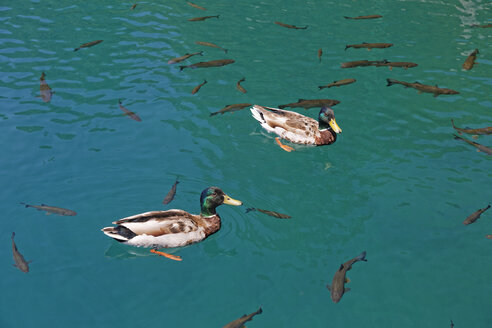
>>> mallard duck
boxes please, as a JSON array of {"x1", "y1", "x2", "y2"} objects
[
  {"x1": 250, "y1": 105, "x2": 342, "y2": 151},
  {"x1": 101, "y1": 187, "x2": 242, "y2": 251}
]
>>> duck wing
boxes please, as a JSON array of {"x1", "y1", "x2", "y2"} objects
[{"x1": 251, "y1": 105, "x2": 320, "y2": 144}]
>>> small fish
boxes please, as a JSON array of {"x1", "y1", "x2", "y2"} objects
[
  {"x1": 373, "y1": 60, "x2": 418, "y2": 70},
  {"x1": 11, "y1": 232, "x2": 31, "y2": 273},
  {"x1": 22, "y1": 203, "x2": 77, "y2": 216},
  {"x1": 327, "y1": 251, "x2": 367, "y2": 303},
  {"x1": 163, "y1": 179, "x2": 179, "y2": 205},
  {"x1": 463, "y1": 205, "x2": 490, "y2": 225},
  {"x1": 118, "y1": 100, "x2": 142, "y2": 122},
  {"x1": 318, "y1": 48, "x2": 322, "y2": 63},
  {"x1": 39, "y1": 72, "x2": 54, "y2": 103},
  {"x1": 450, "y1": 319, "x2": 454, "y2": 328},
  {"x1": 454, "y1": 134, "x2": 492, "y2": 155},
  {"x1": 187, "y1": 1, "x2": 206, "y2": 10},
  {"x1": 340, "y1": 60, "x2": 379, "y2": 68},
  {"x1": 319, "y1": 78, "x2": 356, "y2": 90},
  {"x1": 179, "y1": 59, "x2": 235, "y2": 71},
  {"x1": 387, "y1": 78, "x2": 459, "y2": 97},
  {"x1": 195, "y1": 41, "x2": 228, "y2": 53},
  {"x1": 462, "y1": 49, "x2": 479, "y2": 70},
  {"x1": 278, "y1": 98, "x2": 340, "y2": 109},
  {"x1": 345, "y1": 42, "x2": 393, "y2": 50},
  {"x1": 222, "y1": 307, "x2": 262, "y2": 328},
  {"x1": 210, "y1": 103, "x2": 252, "y2": 116},
  {"x1": 236, "y1": 77, "x2": 247, "y2": 94},
  {"x1": 451, "y1": 119, "x2": 492, "y2": 135},
  {"x1": 188, "y1": 15, "x2": 219, "y2": 22},
  {"x1": 486, "y1": 235, "x2": 492, "y2": 239},
  {"x1": 191, "y1": 80, "x2": 207, "y2": 95},
  {"x1": 274, "y1": 21, "x2": 308, "y2": 29},
  {"x1": 471, "y1": 23, "x2": 492, "y2": 28},
  {"x1": 245, "y1": 207, "x2": 291, "y2": 219},
  {"x1": 167, "y1": 51, "x2": 203, "y2": 64},
  {"x1": 73, "y1": 40, "x2": 103, "y2": 52},
  {"x1": 130, "y1": 4, "x2": 137, "y2": 10},
  {"x1": 344, "y1": 15, "x2": 382, "y2": 20}
]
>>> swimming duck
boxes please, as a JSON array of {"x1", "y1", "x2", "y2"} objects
[
  {"x1": 250, "y1": 105, "x2": 342, "y2": 151},
  {"x1": 101, "y1": 187, "x2": 242, "y2": 258}
]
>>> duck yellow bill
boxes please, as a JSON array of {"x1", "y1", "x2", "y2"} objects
[
  {"x1": 329, "y1": 119, "x2": 342, "y2": 133},
  {"x1": 223, "y1": 194, "x2": 243, "y2": 206}
]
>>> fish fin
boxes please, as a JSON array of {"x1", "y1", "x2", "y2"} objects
[
  {"x1": 389, "y1": 66, "x2": 393, "y2": 71},
  {"x1": 338, "y1": 263, "x2": 344, "y2": 271},
  {"x1": 345, "y1": 277, "x2": 350, "y2": 283},
  {"x1": 326, "y1": 284, "x2": 331, "y2": 291},
  {"x1": 298, "y1": 98, "x2": 305, "y2": 102}
]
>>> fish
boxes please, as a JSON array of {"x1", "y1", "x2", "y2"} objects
[
  {"x1": 179, "y1": 59, "x2": 235, "y2": 71},
  {"x1": 39, "y1": 72, "x2": 54, "y2": 103},
  {"x1": 274, "y1": 21, "x2": 308, "y2": 29},
  {"x1": 187, "y1": 1, "x2": 207, "y2": 10},
  {"x1": 486, "y1": 235, "x2": 492, "y2": 239},
  {"x1": 318, "y1": 48, "x2": 322, "y2": 63},
  {"x1": 471, "y1": 23, "x2": 492, "y2": 28},
  {"x1": 167, "y1": 51, "x2": 203, "y2": 64},
  {"x1": 210, "y1": 103, "x2": 252, "y2": 116},
  {"x1": 453, "y1": 134, "x2": 492, "y2": 155},
  {"x1": 73, "y1": 40, "x2": 103, "y2": 52},
  {"x1": 188, "y1": 15, "x2": 219, "y2": 22},
  {"x1": 386, "y1": 78, "x2": 459, "y2": 97},
  {"x1": 451, "y1": 119, "x2": 492, "y2": 135},
  {"x1": 195, "y1": 41, "x2": 228, "y2": 53},
  {"x1": 278, "y1": 98, "x2": 340, "y2": 109},
  {"x1": 130, "y1": 4, "x2": 137, "y2": 10},
  {"x1": 340, "y1": 60, "x2": 381, "y2": 68},
  {"x1": 245, "y1": 207, "x2": 291, "y2": 219},
  {"x1": 344, "y1": 15, "x2": 382, "y2": 20},
  {"x1": 222, "y1": 307, "x2": 262, "y2": 328},
  {"x1": 11, "y1": 232, "x2": 31, "y2": 273},
  {"x1": 373, "y1": 60, "x2": 418, "y2": 69},
  {"x1": 22, "y1": 203, "x2": 77, "y2": 216},
  {"x1": 463, "y1": 205, "x2": 490, "y2": 225},
  {"x1": 450, "y1": 319, "x2": 454, "y2": 328},
  {"x1": 162, "y1": 179, "x2": 179, "y2": 205},
  {"x1": 345, "y1": 42, "x2": 393, "y2": 50},
  {"x1": 118, "y1": 100, "x2": 142, "y2": 122},
  {"x1": 327, "y1": 251, "x2": 367, "y2": 303},
  {"x1": 236, "y1": 77, "x2": 247, "y2": 94},
  {"x1": 191, "y1": 80, "x2": 207, "y2": 95},
  {"x1": 462, "y1": 49, "x2": 479, "y2": 70},
  {"x1": 319, "y1": 78, "x2": 356, "y2": 90}
]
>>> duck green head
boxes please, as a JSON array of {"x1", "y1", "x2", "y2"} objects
[
  {"x1": 200, "y1": 187, "x2": 242, "y2": 217},
  {"x1": 318, "y1": 107, "x2": 342, "y2": 133}
]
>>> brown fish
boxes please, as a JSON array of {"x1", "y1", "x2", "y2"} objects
[
  {"x1": 22, "y1": 203, "x2": 77, "y2": 216},
  {"x1": 345, "y1": 42, "x2": 393, "y2": 50},
  {"x1": 118, "y1": 100, "x2": 142, "y2": 122},
  {"x1": 195, "y1": 41, "x2": 228, "y2": 53},
  {"x1": 318, "y1": 48, "x2": 322, "y2": 63},
  {"x1": 188, "y1": 15, "x2": 219, "y2": 22},
  {"x1": 278, "y1": 98, "x2": 340, "y2": 109},
  {"x1": 223, "y1": 307, "x2": 262, "y2": 328},
  {"x1": 486, "y1": 235, "x2": 492, "y2": 239},
  {"x1": 462, "y1": 49, "x2": 479, "y2": 70},
  {"x1": 463, "y1": 205, "x2": 490, "y2": 225},
  {"x1": 344, "y1": 15, "x2": 382, "y2": 20},
  {"x1": 130, "y1": 4, "x2": 137, "y2": 10},
  {"x1": 73, "y1": 40, "x2": 103, "y2": 52},
  {"x1": 236, "y1": 77, "x2": 247, "y2": 94},
  {"x1": 274, "y1": 21, "x2": 308, "y2": 29},
  {"x1": 163, "y1": 179, "x2": 179, "y2": 205},
  {"x1": 327, "y1": 251, "x2": 367, "y2": 303},
  {"x1": 246, "y1": 207, "x2": 291, "y2": 219},
  {"x1": 471, "y1": 23, "x2": 492, "y2": 28},
  {"x1": 11, "y1": 232, "x2": 31, "y2": 273},
  {"x1": 387, "y1": 78, "x2": 459, "y2": 97},
  {"x1": 210, "y1": 103, "x2": 252, "y2": 116},
  {"x1": 167, "y1": 51, "x2": 203, "y2": 64},
  {"x1": 179, "y1": 59, "x2": 234, "y2": 71},
  {"x1": 187, "y1": 1, "x2": 206, "y2": 10},
  {"x1": 319, "y1": 78, "x2": 356, "y2": 90},
  {"x1": 191, "y1": 80, "x2": 207, "y2": 95},
  {"x1": 373, "y1": 60, "x2": 418, "y2": 69},
  {"x1": 454, "y1": 134, "x2": 492, "y2": 155},
  {"x1": 340, "y1": 60, "x2": 380, "y2": 68},
  {"x1": 39, "y1": 72, "x2": 54, "y2": 103},
  {"x1": 451, "y1": 119, "x2": 492, "y2": 135}
]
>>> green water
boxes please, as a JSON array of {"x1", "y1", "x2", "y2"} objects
[{"x1": 1, "y1": 0, "x2": 491, "y2": 327}]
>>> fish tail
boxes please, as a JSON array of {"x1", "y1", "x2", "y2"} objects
[
  {"x1": 179, "y1": 65, "x2": 186, "y2": 71},
  {"x1": 356, "y1": 251, "x2": 367, "y2": 262},
  {"x1": 216, "y1": 15, "x2": 220, "y2": 18},
  {"x1": 318, "y1": 86, "x2": 324, "y2": 90},
  {"x1": 451, "y1": 119, "x2": 457, "y2": 129},
  {"x1": 199, "y1": 51, "x2": 204, "y2": 56},
  {"x1": 11, "y1": 232, "x2": 15, "y2": 240},
  {"x1": 73, "y1": 48, "x2": 79, "y2": 52},
  {"x1": 386, "y1": 78, "x2": 397, "y2": 87},
  {"x1": 344, "y1": 45, "x2": 349, "y2": 51},
  {"x1": 256, "y1": 307, "x2": 263, "y2": 315},
  {"x1": 210, "y1": 112, "x2": 218, "y2": 117},
  {"x1": 278, "y1": 105, "x2": 286, "y2": 109},
  {"x1": 245, "y1": 207, "x2": 256, "y2": 213}
]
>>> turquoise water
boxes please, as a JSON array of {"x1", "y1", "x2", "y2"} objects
[{"x1": 1, "y1": 0, "x2": 491, "y2": 327}]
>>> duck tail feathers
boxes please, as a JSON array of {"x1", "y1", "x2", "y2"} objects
[
  {"x1": 101, "y1": 226, "x2": 136, "y2": 242},
  {"x1": 250, "y1": 105, "x2": 266, "y2": 123}
]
